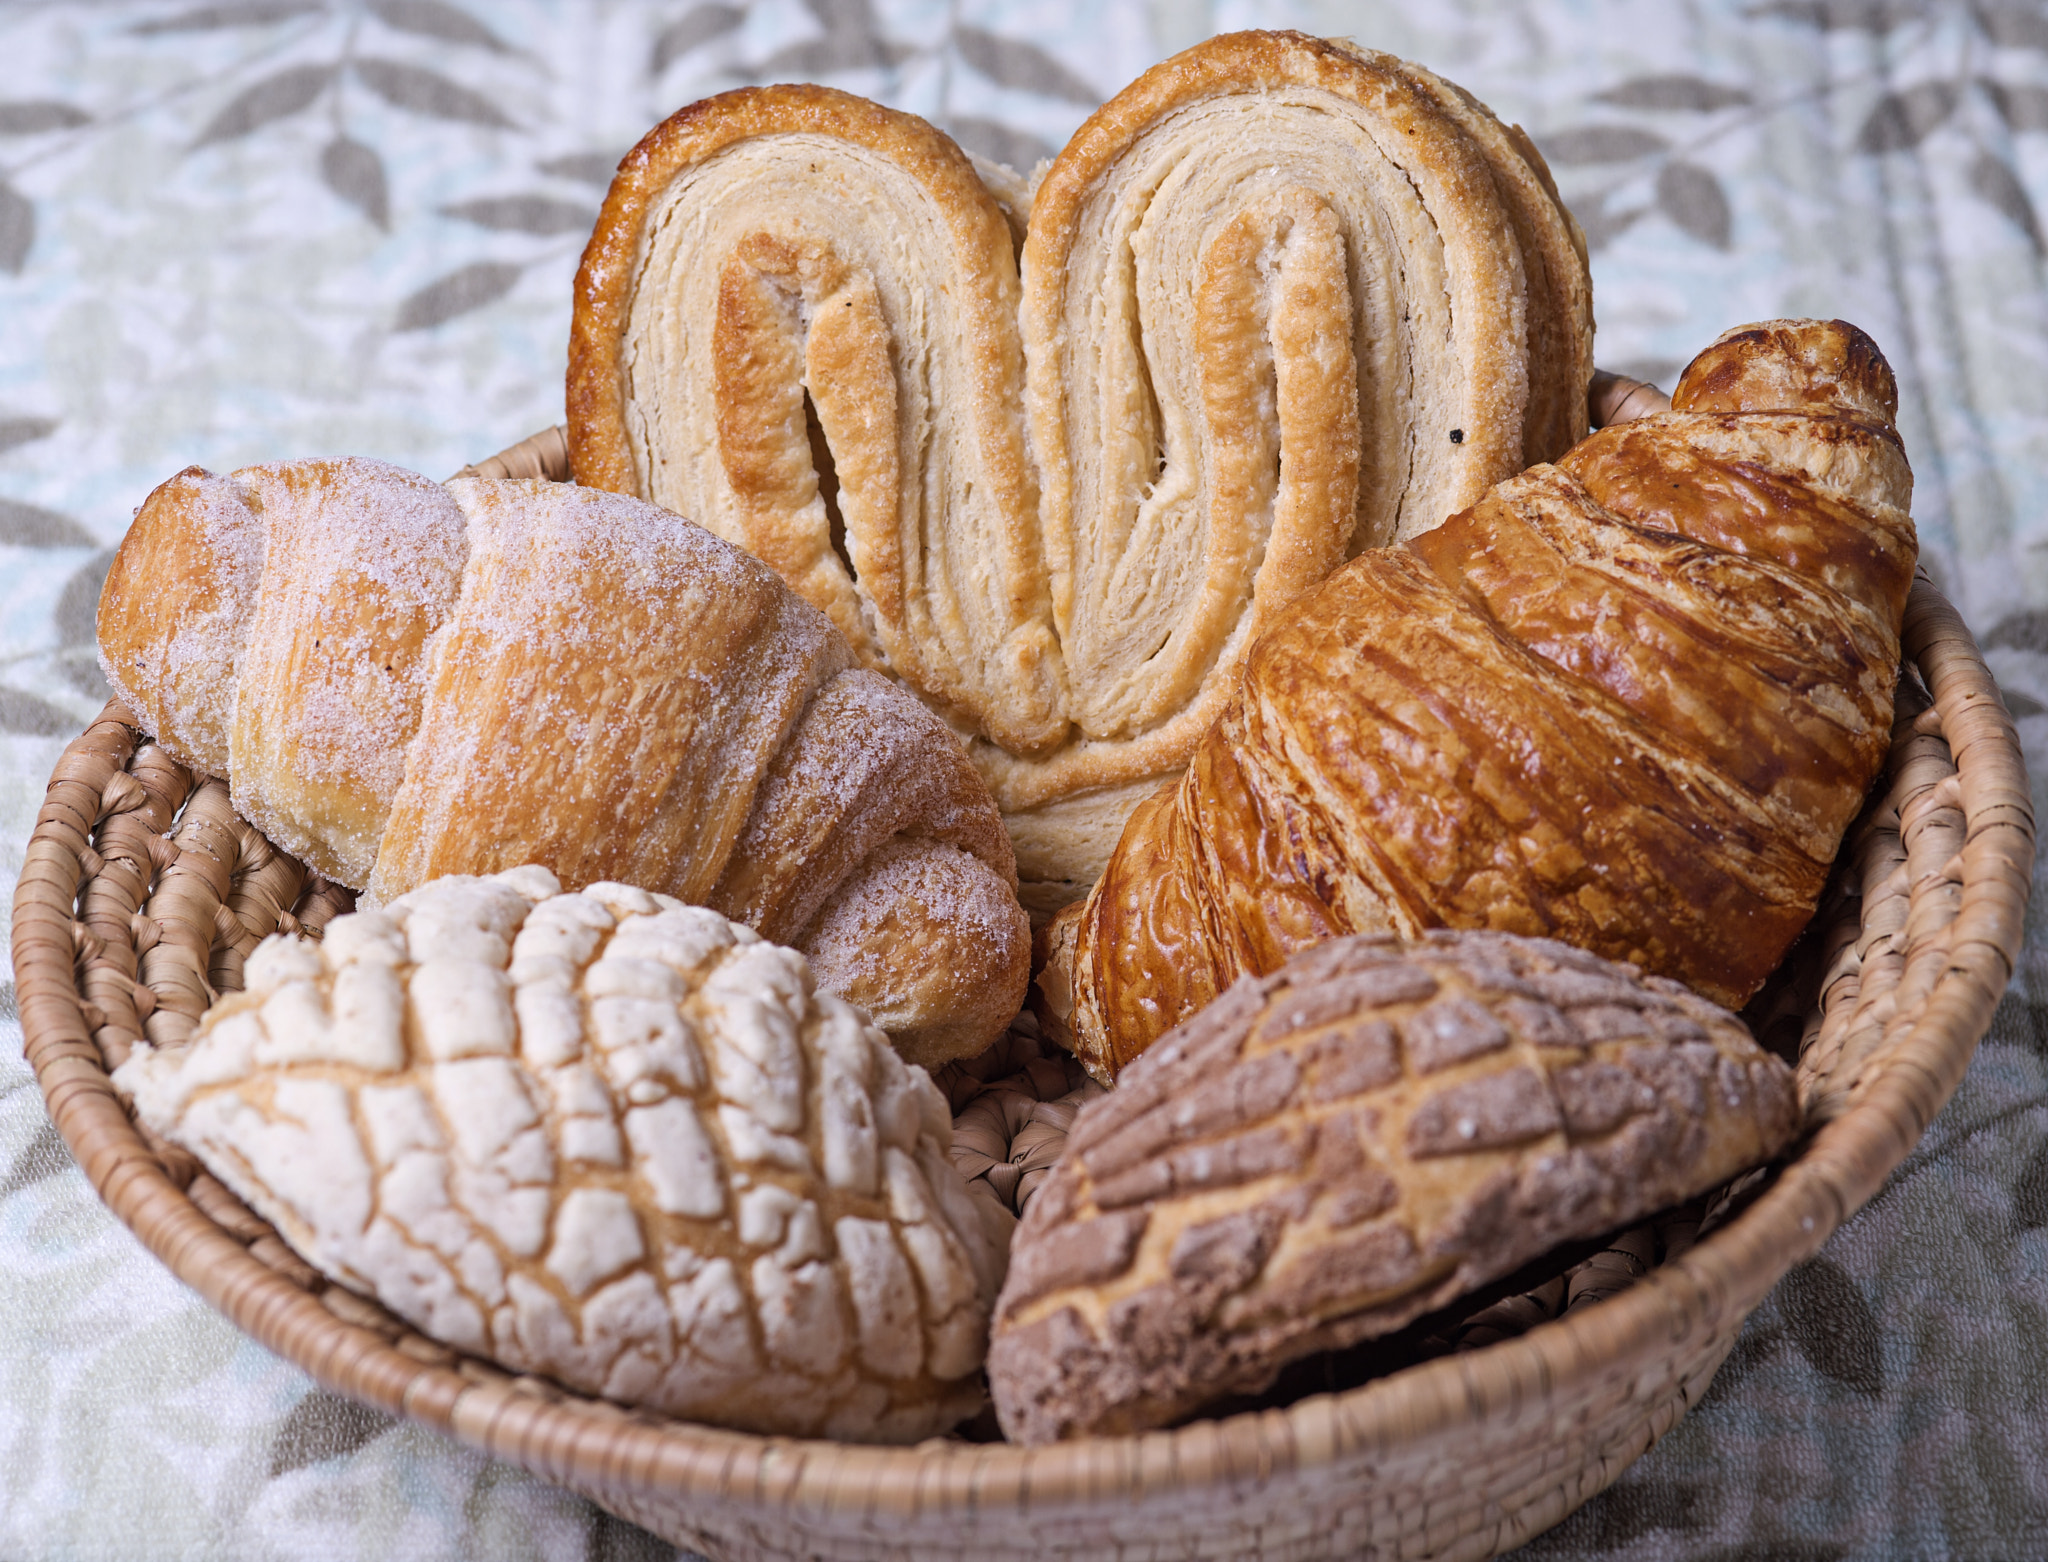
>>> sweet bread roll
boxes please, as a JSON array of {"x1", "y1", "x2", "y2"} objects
[
  {"x1": 989, "y1": 930, "x2": 1801, "y2": 1442},
  {"x1": 1044, "y1": 320, "x2": 1918, "y2": 1079},
  {"x1": 97, "y1": 459, "x2": 1030, "y2": 1065},
  {"x1": 568, "y1": 31, "x2": 1593, "y2": 903},
  {"x1": 116, "y1": 872, "x2": 1011, "y2": 1442}
]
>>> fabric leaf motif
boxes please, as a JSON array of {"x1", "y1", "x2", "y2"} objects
[
  {"x1": 943, "y1": 116, "x2": 1058, "y2": 174},
  {"x1": 954, "y1": 27, "x2": 1100, "y2": 104},
  {"x1": 0, "y1": 1118, "x2": 73, "y2": 1197},
  {"x1": 321, "y1": 136, "x2": 390, "y2": 229},
  {"x1": 395, "y1": 261, "x2": 522, "y2": 330},
  {"x1": 0, "y1": 183, "x2": 32, "y2": 274},
  {"x1": 766, "y1": 0, "x2": 906, "y2": 72},
  {"x1": 131, "y1": 1, "x2": 325, "y2": 33},
  {"x1": 365, "y1": 0, "x2": 510, "y2": 53},
  {"x1": 0, "y1": 687, "x2": 79, "y2": 736},
  {"x1": 1657, "y1": 161, "x2": 1734, "y2": 248},
  {"x1": 1987, "y1": 81, "x2": 2048, "y2": 133},
  {"x1": 54, "y1": 654, "x2": 110, "y2": 703},
  {"x1": 0, "y1": 101, "x2": 90, "y2": 135},
  {"x1": 0, "y1": 498, "x2": 92, "y2": 548},
  {"x1": 1778, "y1": 1257, "x2": 1884, "y2": 1395},
  {"x1": 586, "y1": 1511, "x2": 673, "y2": 1561},
  {"x1": 539, "y1": 150, "x2": 624, "y2": 186},
  {"x1": 650, "y1": 4, "x2": 746, "y2": 76},
  {"x1": 0, "y1": 417, "x2": 57, "y2": 455},
  {"x1": 760, "y1": 35, "x2": 906, "y2": 73},
  {"x1": 442, "y1": 195, "x2": 596, "y2": 234},
  {"x1": 190, "y1": 64, "x2": 334, "y2": 147},
  {"x1": 1987, "y1": 607, "x2": 2048, "y2": 652},
  {"x1": 268, "y1": 1390, "x2": 395, "y2": 1476},
  {"x1": 1593, "y1": 75, "x2": 1751, "y2": 112},
  {"x1": 1855, "y1": 82, "x2": 1960, "y2": 152},
  {"x1": 55, "y1": 550, "x2": 114, "y2": 647},
  {"x1": 1574, "y1": 190, "x2": 1645, "y2": 252},
  {"x1": 1522, "y1": 1475, "x2": 1714, "y2": 1551},
  {"x1": 1969, "y1": 151, "x2": 2044, "y2": 250},
  {"x1": 1975, "y1": 2, "x2": 2048, "y2": 51},
  {"x1": 352, "y1": 58, "x2": 516, "y2": 129},
  {"x1": 1697, "y1": 1320, "x2": 1782, "y2": 1397},
  {"x1": 1537, "y1": 125, "x2": 1671, "y2": 164},
  {"x1": 1749, "y1": 0, "x2": 1925, "y2": 31},
  {"x1": 2013, "y1": 1136, "x2": 2048, "y2": 1229},
  {"x1": 803, "y1": 0, "x2": 882, "y2": 35}
]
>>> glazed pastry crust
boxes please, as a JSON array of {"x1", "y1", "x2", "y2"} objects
[{"x1": 1047, "y1": 320, "x2": 1917, "y2": 1079}]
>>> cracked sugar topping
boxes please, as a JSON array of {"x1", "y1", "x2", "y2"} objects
[
  {"x1": 115, "y1": 866, "x2": 1011, "y2": 1445},
  {"x1": 989, "y1": 928, "x2": 1800, "y2": 1443}
]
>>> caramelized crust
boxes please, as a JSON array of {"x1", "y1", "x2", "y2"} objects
[
  {"x1": 1048, "y1": 320, "x2": 1918, "y2": 1079},
  {"x1": 566, "y1": 32, "x2": 1593, "y2": 903}
]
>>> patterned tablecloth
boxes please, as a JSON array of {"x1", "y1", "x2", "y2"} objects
[{"x1": 2, "y1": 2, "x2": 2045, "y2": 1558}]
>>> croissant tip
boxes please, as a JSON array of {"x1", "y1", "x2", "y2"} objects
[{"x1": 1589, "y1": 369, "x2": 1672, "y2": 429}]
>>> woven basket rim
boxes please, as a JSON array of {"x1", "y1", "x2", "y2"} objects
[{"x1": 13, "y1": 576, "x2": 2031, "y2": 1525}]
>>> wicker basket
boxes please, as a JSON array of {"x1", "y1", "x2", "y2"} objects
[{"x1": 14, "y1": 432, "x2": 2032, "y2": 1560}]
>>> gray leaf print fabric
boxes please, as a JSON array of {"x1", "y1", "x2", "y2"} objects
[{"x1": 1, "y1": 2, "x2": 2045, "y2": 1559}]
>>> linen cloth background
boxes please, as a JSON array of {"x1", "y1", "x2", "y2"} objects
[{"x1": 0, "y1": 1, "x2": 2044, "y2": 1558}]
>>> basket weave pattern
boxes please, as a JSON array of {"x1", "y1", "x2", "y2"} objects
[{"x1": 13, "y1": 577, "x2": 2030, "y2": 1562}]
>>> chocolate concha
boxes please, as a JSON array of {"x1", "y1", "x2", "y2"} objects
[
  {"x1": 988, "y1": 929, "x2": 1801, "y2": 1443},
  {"x1": 114, "y1": 867, "x2": 1011, "y2": 1444}
]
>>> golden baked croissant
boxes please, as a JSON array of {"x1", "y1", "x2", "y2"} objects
[
  {"x1": 1041, "y1": 319, "x2": 1918, "y2": 1080},
  {"x1": 96, "y1": 458, "x2": 1030, "y2": 1066},
  {"x1": 567, "y1": 31, "x2": 1593, "y2": 904}
]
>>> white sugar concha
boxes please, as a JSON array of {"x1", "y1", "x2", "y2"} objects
[{"x1": 115, "y1": 867, "x2": 1012, "y2": 1443}]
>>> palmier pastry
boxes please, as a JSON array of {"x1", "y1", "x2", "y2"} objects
[{"x1": 567, "y1": 31, "x2": 1593, "y2": 903}]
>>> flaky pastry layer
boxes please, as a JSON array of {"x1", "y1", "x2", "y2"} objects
[{"x1": 568, "y1": 32, "x2": 1594, "y2": 899}]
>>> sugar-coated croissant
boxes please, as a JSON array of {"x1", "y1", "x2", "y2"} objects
[
  {"x1": 567, "y1": 31, "x2": 1593, "y2": 905},
  {"x1": 96, "y1": 459, "x2": 1030, "y2": 1066},
  {"x1": 1042, "y1": 319, "x2": 1918, "y2": 1080}
]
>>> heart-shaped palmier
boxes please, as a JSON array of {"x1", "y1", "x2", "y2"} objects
[{"x1": 568, "y1": 31, "x2": 1593, "y2": 903}]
